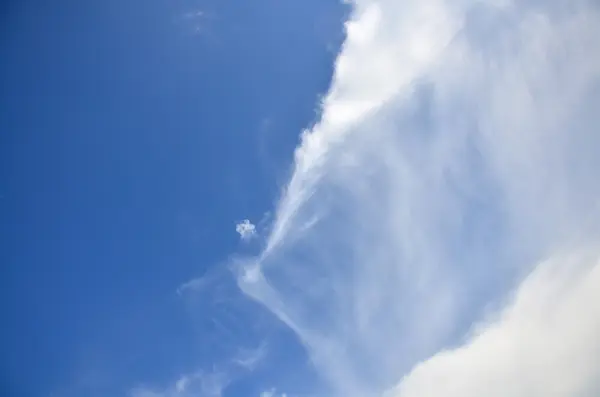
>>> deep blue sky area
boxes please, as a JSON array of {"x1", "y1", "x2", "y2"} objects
[{"x1": 0, "y1": 1, "x2": 347, "y2": 396}]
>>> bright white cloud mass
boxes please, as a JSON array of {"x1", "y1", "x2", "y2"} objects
[{"x1": 234, "y1": 0, "x2": 600, "y2": 397}]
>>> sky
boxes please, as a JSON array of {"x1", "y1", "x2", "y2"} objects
[
  {"x1": 1, "y1": 0, "x2": 346, "y2": 396},
  {"x1": 2, "y1": 1, "x2": 600, "y2": 397}
]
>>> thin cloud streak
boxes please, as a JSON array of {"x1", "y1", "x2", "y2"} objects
[{"x1": 130, "y1": 370, "x2": 230, "y2": 397}]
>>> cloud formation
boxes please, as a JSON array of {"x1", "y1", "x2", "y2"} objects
[
  {"x1": 235, "y1": 0, "x2": 600, "y2": 396},
  {"x1": 232, "y1": 341, "x2": 268, "y2": 370},
  {"x1": 130, "y1": 370, "x2": 230, "y2": 397},
  {"x1": 391, "y1": 248, "x2": 600, "y2": 397},
  {"x1": 236, "y1": 219, "x2": 257, "y2": 241},
  {"x1": 259, "y1": 388, "x2": 288, "y2": 397}
]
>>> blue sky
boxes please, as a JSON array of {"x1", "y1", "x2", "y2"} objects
[
  {"x1": 1, "y1": 1, "x2": 346, "y2": 396},
  {"x1": 4, "y1": 1, "x2": 600, "y2": 397}
]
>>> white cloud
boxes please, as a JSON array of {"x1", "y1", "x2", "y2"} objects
[
  {"x1": 179, "y1": 8, "x2": 217, "y2": 37},
  {"x1": 260, "y1": 389, "x2": 275, "y2": 397},
  {"x1": 232, "y1": 341, "x2": 268, "y2": 370},
  {"x1": 174, "y1": 376, "x2": 188, "y2": 393},
  {"x1": 391, "y1": 248, "x2": 600, "y2": 397},
  {"x1": 236, "y1": 219, "x2": 257, "y2": 241},
  {"x1": 130, "y1": 389, "x2": 163, "y2": 397},
  {"x1": 130, "y1": 370, "x2": 229, "y2": 397},
  {"x1": 129, "y1": 341, "x2": 269, "y2": 397},
  {"x1": 176, "y1": 276, "x2": 208, "y2": 296},
  {"x1": 183, "y1": 10, "x2": 204, "y2": 19},
  {"x1": 236, "y1": 0, "x2": 600, "y2": 396},
  {"x1": 259, "y1": 389, "x2": 288, "y2": 397}
]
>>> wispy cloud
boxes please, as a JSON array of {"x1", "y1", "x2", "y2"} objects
[
  {"x1": 260, "y1": 389, "x2": 276, "y2": 397},
  {"x1": 232, "y1": 341, "x2": 268, "y2": 370},
  {"x1": 129, "y1": 338, "x2": 270, "y2": 397},
  {"x1": 130, "y1": 370, "x2": 230, "y2": 397},
  {"x1": 176, "y1": 276, "x2": 208, "y2": 296},
  {"x1": 235, "y1": 0, "x2": 600, "y2": 396},
  {"x1": 182, "y1": 10, "x2": 205, "y2": 20},
  {"x1": 177, "y1": 8, "x2": 217, "y2": 37},
  {"x1": 259, "y1": 388, "x2": 288, "y2": 397},
  {"x1": 169, "y1": 268, "x2": 272, "y2": 397}
]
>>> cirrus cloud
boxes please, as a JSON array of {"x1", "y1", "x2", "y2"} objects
[{"x1": 236, "y1": 0, "x2": 600, "y2": 396}]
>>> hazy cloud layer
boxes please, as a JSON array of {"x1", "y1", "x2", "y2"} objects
[{"x1": 236, "y1": 0, "x2": 600, "y2": 396}]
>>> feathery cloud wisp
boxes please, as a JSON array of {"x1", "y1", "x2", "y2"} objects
[{"x1": 130, "y1": 370, "x2": 230, "y2": 397}]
